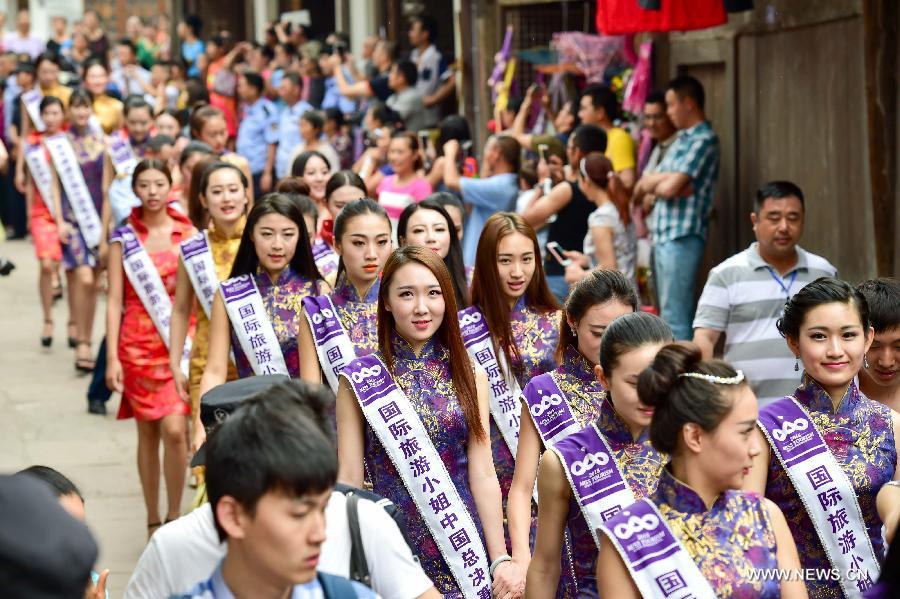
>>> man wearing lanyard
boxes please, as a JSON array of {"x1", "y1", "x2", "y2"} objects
[{"x1": 692, "y1": 181, "x2": 837, "y2": 406}]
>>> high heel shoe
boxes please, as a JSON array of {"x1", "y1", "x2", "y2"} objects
[
  {"x1": 67, "y1": 322, "x2": 77, "y2": 349},
  {"x1": 75, "y1": 341, "x2": 95, "y2": 373},
  {"x1": 40, "y1": 320, "x2": 53, "y2": 348}
]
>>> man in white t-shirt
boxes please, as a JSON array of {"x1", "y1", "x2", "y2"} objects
[
  {"x1": 124, "y1": 492, "x2": 434, "y2": 599},
  {"x1": 124, "y1": 377, "x2": 436, "y2": 599}
]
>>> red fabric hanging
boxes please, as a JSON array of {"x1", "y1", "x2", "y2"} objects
[{"x1": 596, "y1": 0, "x2": 727, "y2": 34}]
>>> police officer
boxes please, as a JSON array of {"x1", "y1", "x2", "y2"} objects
[
  {"x1": 235, "y1": 71, "x2": 279, "y2": 197},
  {"x1": 275, "y1": 72, "x2": 313, "y2": 180}
]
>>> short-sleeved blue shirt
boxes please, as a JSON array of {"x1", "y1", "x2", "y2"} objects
[
  {"x1": 275, "y1": 99, "x2": 313, "y2": 178},
  {"x1": 236, "y1": 97, "x2": 280, "y2": 174}
]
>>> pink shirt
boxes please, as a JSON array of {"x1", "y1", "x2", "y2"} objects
[{"x1": 376, "y1": 175, "x2": 433, "y2": 222}]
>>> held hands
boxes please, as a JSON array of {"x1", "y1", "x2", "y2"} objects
[
  {"x1": 173, "y1": 367, "x2": 190, "y2": 404},
  {"x1": 491, "y1": 559, "x2": 526, "y2": 598}
]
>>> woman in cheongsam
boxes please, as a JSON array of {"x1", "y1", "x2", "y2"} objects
[
  {"x1": 597, "y1": 342, "x2": 805, "y2": 599},
  {"x1": 747, "y1": 277, "x2": 900, "y2": 598},
  {"x1": 106, "y1": 159, "x2": 196, "y2": 536},
  {"x1": 298, "y1": 198, "x2": 391, "y2": 385},
  {"x1": 510, "y1": 271, "x2": 637, "y2": 597},
  {"x1": 336, "y1": 246, "x2": 515, "y2": 597},
  {"x1": 57, "y1": 89, "x2": 110, "y2": 371},
  {"x1": 469, "y1": 211, "x2": 560, "y2": 585}
]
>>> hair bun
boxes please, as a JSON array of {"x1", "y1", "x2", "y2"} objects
[{"x1": 637, "y1": 342, "x2": 702, "y2": 408}]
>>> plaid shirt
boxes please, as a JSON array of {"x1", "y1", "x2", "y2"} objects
[{"x1": 651, "y1": 120, "x2": 720, "y2": 244}]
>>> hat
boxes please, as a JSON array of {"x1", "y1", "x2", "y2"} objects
[
  {"x1": 13, "y1": 61, "x2": 35, "y2": 75},
  {"x1": 191, "y1": 375, "x2": 290, "y2": 467},
  {"x1": 0, "y1": 475, "x2": 98, "y2": 599},
  {"x1": 531, "y1": 135, "x2": 566, "y2": 162}
]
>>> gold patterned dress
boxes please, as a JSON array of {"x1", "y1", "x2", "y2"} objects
[{"x1": 186, "y1": 218, "x2": 245, "y2": 408}]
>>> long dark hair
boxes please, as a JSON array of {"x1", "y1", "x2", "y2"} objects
[
  {"x1": 190, "y1": 161, "x2": 249, "y2": 230},
  {"x1": 470, "y1": 212, "x2": 559, "y2": 365},
  {"x1": 378, "y1": 246, "x2": 485, "y2": 442},
  {"x1": 131, "y1": 159, "x2": 172, "y2": 193},
  {"x1": 556, "y1": 269, "x2": 637, "y2": 362},
  {"x1": 333, "y1": 198, "x2": 390, "y2": 283},
  {"x1": 229, "y1": 193, "x2": 323, "y2": 282},
  {"x1": 397, "y1": 198, "x2": 468, "y2": 308}
]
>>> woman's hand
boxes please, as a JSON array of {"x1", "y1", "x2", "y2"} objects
[
  {"x1": 564, "y1": 261, "x2": 588, "y2": 285},
  {"x1": 58, "y1": 221, "x2": 74, "y2": 245},
  {"x1": 172, "y1": 367, "x2": 190, "y2": 404},
  {"x1": 105, "y1": 358, "x2": 123, "y2": 393},
  {"x1": 14, "y1": 169, "x2": 25, "y2": 193},
  {"x1": 491, "y1": 560, "x2": 525, "y2": 598},
  {"x1": 84, "y1": 569, "x2": 109, "y2": 599}
]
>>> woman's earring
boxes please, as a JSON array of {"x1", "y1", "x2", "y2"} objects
[
  {"x1": 794, "y1": 357, "x2": 800, "y2": 372},
  {"x1": 864, "y1": 356, "x2": 870, "y2": 369},
  {"x1": 570, "y1": 327, "x2": 577, "y2": 337}
]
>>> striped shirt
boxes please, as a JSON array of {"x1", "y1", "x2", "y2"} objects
[
  {"x1": 693, "y1": 243, "x2": 837, "y2": 405},
  {"x1": 652, "y1": 120, "x2": 720, "y2": 244}
]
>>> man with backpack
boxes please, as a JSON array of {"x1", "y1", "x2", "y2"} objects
[{"x1": 126, "y1": 378, "x2": 436, "y2": 599}]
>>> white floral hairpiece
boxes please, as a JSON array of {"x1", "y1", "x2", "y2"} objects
[{"x1": 678, "y1": 370, "x2": 745, "y2": 385}]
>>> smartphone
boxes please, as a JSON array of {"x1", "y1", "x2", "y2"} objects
[{"x1": 546, "y1": 241, "x2": 571, "y2": 266}]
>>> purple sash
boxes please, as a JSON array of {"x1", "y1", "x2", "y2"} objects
[
  {"x1": 311, "y1": 242, "x2": 339, "y2": 280},
  {"x1": 342, "y1": 355, "x2": 491, "y2": 599},
  {"x1": 458, "y1": 305, "x2": 522, "y2": 457},
  {"x1": 759, "y1": 398, "x2": 879, "y2": 594},
  {"x1": 550, "y1": 422, "x2": 636, "y2": 549},
  {"x1": 599, "y1": 499, "x2": 716, "y2": 599},
  {"x1": 302, "y1": 295, "x2": 356, "y2": 393},
  {"x1": 21, "y1": 89, "x2": 45, "y2": 131},
  {"x1": 220, "y1": 274, "x2": 289, "y2": 376},
  {"x1": 522, "y1": 373, "x2": 580, "y2": 447}
]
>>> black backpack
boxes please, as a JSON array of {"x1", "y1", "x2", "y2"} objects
[{"x1": 333, "y1": 483, "x2": 414, "y2": 587}]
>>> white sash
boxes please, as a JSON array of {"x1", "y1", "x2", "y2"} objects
[
  {"x1": 458, "y1": 305, "x2": 523, "y2": 458},
  {"x1": 24, "y1": 143, "x2": 55, "y2": 217},
  {"x1": 759, "y1": 397, "x2": 879, "y2": 595},
  {"x1": 551, "y1": 421, "x2": 637, "y2": 550},
  {"x1": 110, "y1": 225, "x2": 191, "y2": 377},
  {"x1": 342, "y1": 354, "x2": 491, "y2": 599},
  {"x1": 107, "y1": 135, "x2": 141, "y2": 222},
  {"x1": 522, "y1": 372, "x2": 581, "y2": 447},
  {"x1": 599, "y1": 498, "x2": 717, "y2": 599},
  {"x1": 302, "y1": 295, "x2": 356, "y2": 393},
  {"x1": 179, "y1": 231, "x2": 219, "y2": 318},
  {"x1": 220, "y1": 274, "x2": 289, "y2": 376},
  {"x1": 21, "y1": 89, "x2": 45, "y2": 131},
  {"x1": 44, "y1": 133, "x2": 102, "y2": 248}
]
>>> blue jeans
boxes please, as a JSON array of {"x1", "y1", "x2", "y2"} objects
[
  {"x1": 545, "y1": 275, "x2": 571, "y2": 305},
  {"x1": 654, "y1": 235, "x2": 706, "y2": 340}
]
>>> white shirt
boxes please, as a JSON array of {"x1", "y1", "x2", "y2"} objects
[{"x1": 124, "y1": 492, "x2": 434, "y2": 599}]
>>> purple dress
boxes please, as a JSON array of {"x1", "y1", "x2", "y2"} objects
[
  {"x1": 549, "y1": 344, "x2": 606, "y2": 432},
  {"x1": 652, "y1": 469, "x2": 780, "y2": 598},
  {"x1": 491, "y1": 298, "x2": 561, "y2": 503},
  {"x1": 561, "y1": 399, "x2": 665, "y2": 597},
  {"x1": 363, "y1": 333, "x2": 483, "y2": 598},
  {"x1": 230, "y1": 266, "x2": 319, "y2": 378},
  {"x1": 765, "y1": 376, "x2": 896, "y2": 598},
  {"x1": 60, "y1": 128, "x2": 105, "y2": 270},
  {"x1": 330, "y1": 275, "x2": 379, "y2": 357}
]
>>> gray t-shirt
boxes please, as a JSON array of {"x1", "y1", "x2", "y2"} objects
[{"x1": 386, "y1": 87, "x2": 428, "y2": 133}]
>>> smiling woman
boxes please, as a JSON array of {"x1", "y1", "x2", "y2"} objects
[
  {"x1": 746, "y1": 277, "x2": 900, "y2": 597},
  {"x1": 199, "y1": 194, "x2": 325, "y2": 406},
  {"x1": 335, "y1": 245, "x2": 514, "y2": 596}
]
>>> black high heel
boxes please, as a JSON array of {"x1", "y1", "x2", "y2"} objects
[
  {"x1": 40, "y1": 320, "x2": 53, "y2": 347},
  {"x1": 68, "y1": 322, "x2": 77, "y2": 349}
]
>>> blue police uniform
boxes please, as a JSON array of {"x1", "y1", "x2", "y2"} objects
[
  {"x1": 236, "y1": 97, "x2": 279, "y2": 175},
  {"x1": 275, "y1": 99, "x2": 313, "y2": 179}
]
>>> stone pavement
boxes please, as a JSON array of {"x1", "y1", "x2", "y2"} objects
[{"x1": 0, "y1": 237, "x2": 191, "y2": 598}]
